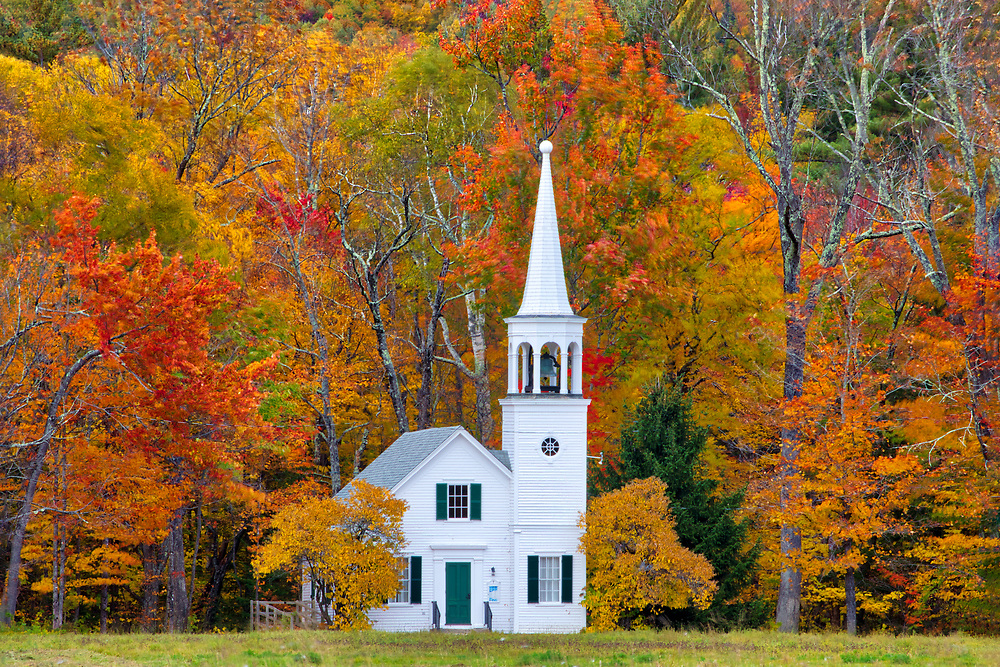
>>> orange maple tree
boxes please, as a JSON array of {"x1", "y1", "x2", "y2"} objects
[{"x1": 0, "y1": 196, "x2": 270, "y2": 629}]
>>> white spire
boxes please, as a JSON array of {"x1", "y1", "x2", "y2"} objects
[{"x1": 516, "y1": 140, "x2": 575, "y2": 317}]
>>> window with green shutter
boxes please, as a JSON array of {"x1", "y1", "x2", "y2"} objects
[
  {"x1": 561, "y1": 555, "x2": 573, "y2": 603},
  {"x1": 436, "y1": 483, "x2": 447, "y2": 520},
  {"x1": 471, "y1": 483, "x2": 482, "y2": 520},
  {"x1": 437, "y1": 482, "x2": 481, "y2": 520},
  {"x1": 410, "y1": 556, "x2": 422, "y2": 604},
  {"x1": 527, "y1": 555, "x2": 573, "y2": 604},
  {"x1": 527, "y1": 555, "x2": 539, "y2": 603}
]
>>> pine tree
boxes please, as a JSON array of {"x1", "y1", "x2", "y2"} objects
[{"x1": 601, "y1": 377, "x2": 766, "y2": 629}]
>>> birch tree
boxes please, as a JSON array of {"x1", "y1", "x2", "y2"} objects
[
  {"x1": 881, "y1": 0, "x2": 1000, "y2": 465},
  {"x1": 660, "y1": 0, "x2": 902, "y2": 632}
]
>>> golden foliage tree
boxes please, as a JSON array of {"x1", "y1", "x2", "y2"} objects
[
  {"x1": 253, "y1": 480, "x2": 406, "y2": 629},
  {"x1": 580, "y1": 477, "x2": 717, "y2": 630}
]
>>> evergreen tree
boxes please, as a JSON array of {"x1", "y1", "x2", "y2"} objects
[{"x1": 601, "y1": 377, "x2": 766, "y2": 629}]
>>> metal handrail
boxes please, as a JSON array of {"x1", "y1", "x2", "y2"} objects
[
  {"x1": 431, "y1": 600, "x2": 441, "y2": 630},
  {"x1": 484, "y1": 601, "x2": 492, "y2": 631}
]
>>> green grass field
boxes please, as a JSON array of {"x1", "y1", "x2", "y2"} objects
[{"x1": 1, "y1": 630, "x2": 999, "y2": 667}]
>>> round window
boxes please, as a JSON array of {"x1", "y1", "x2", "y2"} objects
[{"x1": 541, "y1": 437, "x2": 560, "y2": 456}]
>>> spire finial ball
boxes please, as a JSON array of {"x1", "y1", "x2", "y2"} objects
[{"x1": 539, "y1": 140, "x2": 553, "y2": 155}]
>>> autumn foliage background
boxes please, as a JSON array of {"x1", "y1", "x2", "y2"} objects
[{"x1": 1, "y1": 0, "x2": 1000, "y2": 635}]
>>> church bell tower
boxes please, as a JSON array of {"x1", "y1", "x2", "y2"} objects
[{"x1": 500, "y1": 140, "x2": 589, "y2": 633}]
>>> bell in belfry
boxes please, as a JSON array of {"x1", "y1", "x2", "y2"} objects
[{"x1": 540, "y1": 347, "x2": 560, "y2": 392}]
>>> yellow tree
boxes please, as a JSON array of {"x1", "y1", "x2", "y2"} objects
[
  {"x1": 247, "y1": 28, "x2": 403, "y2": 486},
  {"x1": 254, "y1": 480, "x2": 406, "y2": 629},
  {"x1": 661, "y1": 0, "x2": 906, "y2": 632},
  {"x1": 0, "y1": 54, "x2": 200, "y2": 248},
  {"x1": 75, "y1": 0, "x2": 297, "y2": 186},
  {"x1": 772, "y1": 340, "x2": 920, "y2": 633},
  {"x1": 581, "y1": 477, "x2": 716, "y2": 630}
]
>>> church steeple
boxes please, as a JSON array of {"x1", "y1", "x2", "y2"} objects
[
  {"x1": 516, "y1": 140, "x2": 575, "y2": 317},
  {"x1": 499, "y1": 141, "x2": 589, "y2": 634},
  {"x1": 504, "y1": 141, "x2": 585, "y2": 397}
]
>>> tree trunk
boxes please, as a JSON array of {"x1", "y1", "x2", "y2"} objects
[
  {"x1": 140, "y1": 543, "x2": 162, "y2": 632},
  {"x1": 440, "y1": 290, "x2": 494, "y2": 442},
  {"x1": 415, "y1": 259, "x2": 449, "y2": 430},
  {"x1": 188, "y1": 500, "x2": 203, "y2": 615},
  {"x1": 339, "y1": 199, "x2": 416, "y2": 437},
  {"x1": 100, "y1": 538, "x2": 109, "y2": 634},
  {"x1": 52, "y1": 442, "x2": 67, "y2": 631},
  {"x1": 285, "y1": 227, "x2": 341, "y2": 494},
  {"x1": 454, "y1": 364, "x2": 464, "y2": 424},
  {"x1": 845, "y1": 567, "x2": 857, "y2": 635},
  {"x1": 466, "y1": 292, "x2": 494, "y2": 443},
  {"x1": 197, "y1": 528, "x2": 245, "y2": 632},
  {"x1": 309, "y1": 572, "x2": 334, "y2": 626},
  {"x1": 51, "y1": 520, "x2": 65, "y2": 631},
  {"x1": 776, "y1": 307, "x2": 808, "y2": 634},
  {"x1": 0, "y1": 349, "x2": 101, "y2": 627},
  {"x1": 367, "y1": 268, "x2": 410, "y2": 435},
  {"x1": 165, "y1": 508, "x2": 189, "y2": 632},
  {"x1": 353, "y1": 429, "x2": 368, "y2": 477}
]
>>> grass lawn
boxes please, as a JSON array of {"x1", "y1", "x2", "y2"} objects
[{"x1": 0, "y1": 629, "x2": 997, "y2": 666}]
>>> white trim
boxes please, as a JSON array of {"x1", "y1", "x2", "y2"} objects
[{"x1": 429, "y1": 544, "x2": 488, "y2": 551}]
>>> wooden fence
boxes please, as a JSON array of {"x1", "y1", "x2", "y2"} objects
[{"x1": 250, "y1": 600, "x2": 320, "y2": 630}]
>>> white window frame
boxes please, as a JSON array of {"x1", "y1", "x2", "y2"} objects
[
  {"x1": 392, "y1": 557, "x2": 410, "y2": 604},
  {"x1": 538, "y1": 555, "x2": 561, "y2": 603},
  {"x1": 448, "y1": 484, "x2": 469, "y2": 520}
]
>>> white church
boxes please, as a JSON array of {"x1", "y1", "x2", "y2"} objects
[{"x1": 336, "y1": 141, "x2": 589, "y2": 633}]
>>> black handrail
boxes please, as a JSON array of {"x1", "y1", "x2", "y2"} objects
[
  {"x1": 484, "y1": 601, "x2": 493, "y2": 631},
  {"x1": 431, "y1": 600, "x2": 440, "y2": 630}
]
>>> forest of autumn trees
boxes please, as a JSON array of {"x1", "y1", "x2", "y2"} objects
[{"x1": 2, "y1": 0, "x2": 1000, "y2": 635}]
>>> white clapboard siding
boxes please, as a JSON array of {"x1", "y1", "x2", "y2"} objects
[
  {"x1": 500, "y1": 397, "x2": 588, "y2": 527},
  {"x1": 368, "y1": 432, "x2": 514, "y2": 632},
  {"x1": 499, "y1": 396, "x2": 588, "y2": 633},
  {"x1": 512, "y1": 527, "x2": 586, "y2": 633}
]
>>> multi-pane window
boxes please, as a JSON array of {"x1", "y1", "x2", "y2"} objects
[
  {"x1": 538, "y1": 556, "x2": 561, "y2": 602},
  {"x1": 528, "y1": 555, "x2": 572, "y2": 604},
  {"x1": 437, "y1": 483, "x2": 481, "y2": 521},
  {"x1": 392, "y1": 557, "x2": 410, "y2": 603},
  {"x1": 448, "y1": 484, "x2": 469, "y2": 519}
]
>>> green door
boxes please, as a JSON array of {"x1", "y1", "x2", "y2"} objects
[{"x1": 445, "y1": 562, "x2": 471, "y2": 625}]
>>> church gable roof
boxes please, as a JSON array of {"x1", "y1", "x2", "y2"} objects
[{"x1": 339, "y1": 426, "x2": 510, "y2": 497}]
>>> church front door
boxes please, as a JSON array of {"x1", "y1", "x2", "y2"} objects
[{"x1": 445, "y1": 562, "x2": 471, "y2": 625}]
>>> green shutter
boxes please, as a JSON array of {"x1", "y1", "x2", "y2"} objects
[
  {"x1": 471, "y1": 483, "x2": 482, "y2": 520},
  {"x1": 561, "y1": 555, "x2": 573, "y2": 603},
  {"x1": 527, "y1": 555, "x2": 539, "y2": 604},
  {"x1": 436, "y1": 483, "x2": 447, "y2": 520},
  {"x1": 410, "y1": 556, "x2": 422, "y2": 604}
]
